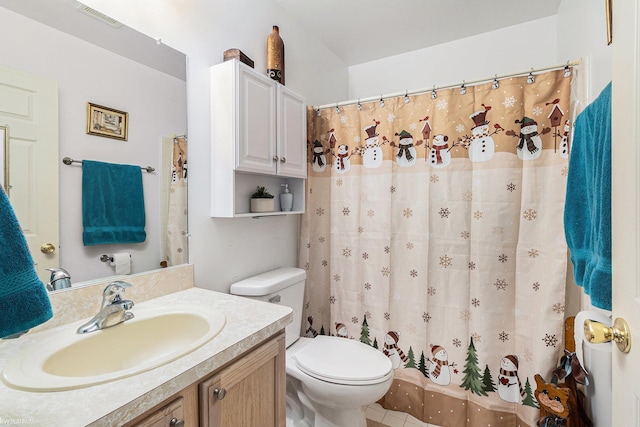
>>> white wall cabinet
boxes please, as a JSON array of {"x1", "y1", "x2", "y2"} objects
[{"x1": 211, "y1": 59, "x2": 306, "y2": 218}]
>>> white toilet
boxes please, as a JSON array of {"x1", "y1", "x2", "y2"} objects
[{"x1": 230, "y1": 267, "x2": 393, "y2": 427}]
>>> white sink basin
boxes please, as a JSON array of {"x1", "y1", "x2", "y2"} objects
[{"x1": 2, "y1": 304, "x2": 226, "y2": 391}]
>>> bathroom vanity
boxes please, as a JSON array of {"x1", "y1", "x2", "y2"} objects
[
  {"x1": 126, "y1": 332, "x2": 285, "y2": 426},
  {"x1": 0, "y1": 273, "x2": 292, "y2": 427}
]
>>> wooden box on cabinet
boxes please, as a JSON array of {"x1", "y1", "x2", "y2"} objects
[{"x1": 210, "y1": 59, "x2": 307, "y2": 217}]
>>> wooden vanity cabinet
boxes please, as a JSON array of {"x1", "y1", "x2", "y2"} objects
[
  {"x1": 199, "y1": 332, "x2": 286, "y2": 426},
  {"x1": 124, "y1": 333, "x2": 285, "y2": 427}
]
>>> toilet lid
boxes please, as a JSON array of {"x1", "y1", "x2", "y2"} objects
[{"x1": 294, "y1": 336, "x2": 392, "y2": 384}]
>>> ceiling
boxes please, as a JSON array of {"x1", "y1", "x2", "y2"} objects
[
  {"x1": 1, "y1": 0, "x2": 562, "y2": 74},
  {"x1": 274, "y1": 0, "x2": 562, "y2": 66},
  {"x1": 0, "y1": 0, "x2": 186, "y2": 80}
]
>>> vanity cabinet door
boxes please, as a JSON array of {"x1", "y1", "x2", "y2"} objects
[
  {"x1": 128, "y1": 396, "x2": 187, "y2": 427},
  {"x1": 199, "y1": 333, "x2": 286, "y2": 427}
]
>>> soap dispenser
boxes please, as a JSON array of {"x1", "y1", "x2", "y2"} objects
[{"x1": 280, "y1": 183, "x2": 293, "y2": 211}]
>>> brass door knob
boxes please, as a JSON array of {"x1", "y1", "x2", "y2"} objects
[
  {"x1": 40, "y1": 243, "x2": 56, "y2": 254},
  {"x1": 584, "y1": 317, "x2": 631, "y2": 353}
]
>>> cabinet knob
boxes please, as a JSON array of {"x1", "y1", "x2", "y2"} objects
[
  {"x1": 169, "y1": 418, "x2": 185, "y2": 427},
  {"x1": 273, "y1": 156, "x2": 279, "y2": 161},
  {"x1": 213, "y1": 387, "x2": 227, "y2": 400},
  {"x1": 280, "y1": 157, "x2": 286, "y2": 163}
]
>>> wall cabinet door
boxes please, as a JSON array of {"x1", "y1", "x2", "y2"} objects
[
  {"x1": 236, "y1": 66, "x2": 277, "y2": 175},
  {"x1": 277, "y1": 85, "x2": 307, "y2": 178},
  {"x1": 199, "y1": 335, "x2": 286, "y2": 427}
]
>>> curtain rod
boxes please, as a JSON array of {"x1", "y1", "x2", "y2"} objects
[{"x1": 314, "y1": 59, "x2": 582, "y2": 111}]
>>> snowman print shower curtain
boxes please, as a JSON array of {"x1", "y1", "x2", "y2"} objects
[{"x1": 300, "y1": 68, "x2": 574, "y2": 427}]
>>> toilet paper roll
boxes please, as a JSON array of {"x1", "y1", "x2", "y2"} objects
[
  {"x1": 573, "y1": 309, "x2": 612, "y2": 427},
  {"x1": 574, "y1": 310, "x2": 612, "y2": 368},
  {"x1": 109, "y1": 252, "x2": 131, "y2": 275}
]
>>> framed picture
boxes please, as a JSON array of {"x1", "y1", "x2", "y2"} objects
[{"x1": 86, "y1": 103, "x2": 128, "y2": 141}]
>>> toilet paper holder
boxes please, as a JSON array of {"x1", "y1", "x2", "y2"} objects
[{"x1": 100, "y1": 254, "x2": 131, "y2": 263}]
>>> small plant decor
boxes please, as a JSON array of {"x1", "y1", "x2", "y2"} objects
[
  {"x1": 250, "y1": 186, "x2": 275, "y2": 213},
  {"x1": 251, "y1": 186, "x2": 274, "y2": 199}
]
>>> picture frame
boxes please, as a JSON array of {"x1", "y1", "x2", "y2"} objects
[{"x1": 86, "y1": 102, "x2": 128, "y2": 141}]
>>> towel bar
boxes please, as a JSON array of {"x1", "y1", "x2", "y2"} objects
[{"x1": 62, "y1": 157, "x2": 155, "y2": 173}]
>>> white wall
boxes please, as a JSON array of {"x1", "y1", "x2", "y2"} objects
[
  {"x1": 80, "y1": 0, "x2": 349, "y2": 292},
  {"x1": 0, "y1": 7, "x2": 187, "y2": 282},
  {"x1": 348, "y1": 16, "x2": 559, "y2": 100}
]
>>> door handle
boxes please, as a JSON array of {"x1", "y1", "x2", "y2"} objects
[
  {"x1": 40, "y1": 243, "x2": 56, "y2": 254},
  {"x1": 584, "y1": 317, "x2": 631, "y2": 353}
]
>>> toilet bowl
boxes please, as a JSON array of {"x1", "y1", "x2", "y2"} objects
[{"x1": 230, "y1": 267, "x2": 394, "y2": 427}]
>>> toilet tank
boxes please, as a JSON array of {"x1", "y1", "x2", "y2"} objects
[{"x1": 229, "y1": 267, "x2": 306, "y2": 348}]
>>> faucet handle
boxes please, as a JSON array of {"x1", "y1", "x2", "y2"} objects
[{"x1": 102, "y1": 281, "x2": 132, "y2": 305}]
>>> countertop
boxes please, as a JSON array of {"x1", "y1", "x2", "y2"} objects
[{"x1": 0, "y1": 287, "x2": 292, "y2": 426}]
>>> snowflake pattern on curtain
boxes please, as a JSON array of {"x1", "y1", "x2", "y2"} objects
[{"x1": 300, "y1": 69, "x2": 574, "y2": 427}]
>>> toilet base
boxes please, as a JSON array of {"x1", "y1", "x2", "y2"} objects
[{"x1": 286, "y1": 375, "x2": 369, "y2": 427}]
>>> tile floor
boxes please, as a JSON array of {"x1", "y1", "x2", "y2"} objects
[{"x1": 365, "y1": 403, "x2": 442, "y2": 427}]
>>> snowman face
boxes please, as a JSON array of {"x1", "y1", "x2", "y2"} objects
[
  {"x1": 472, "y1": 124, "x2": 489, "y2": 136},
  {"x1": 314, "y1": 146, "x2": 324, "y2": 154},
  {"x1": 432, "y1": 135, "x2": 448, "y2": 147},
  {"x1": 384, "y1": 334, "x2": 396, "y2": 345},
  {"x1": 337, "y1": 326, "x2": 347, "y2": 336},
  {"x1": 337, "y1": 144, "x2": 349, "y2": 155},
  {"x1": 564, "y1": 121, "x2": 571, "y2": 132},
  {"x1": 521, "y1": 124, "x2": 538, "y2": 135},
  {"x1": 501, "y1": 357, "x2": 518, "y2": 371},
  {"x1": 366, "y1": 136, "x2": 379, "y2": 147},
  {"x1": 434, "y1": 349, "x2": 448, "y2": 360},
  {"x1": 399, "y1": 137, "x2": 413, "y2": 146}
]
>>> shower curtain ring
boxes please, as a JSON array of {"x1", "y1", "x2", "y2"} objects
[
  {"x1": 527, "y1": 69, "x2": 535, "y2": 84},
  {"x1": 492, "y1": 75, "x2": 499, "y2": 89},
  {"x1": 404, "y1": 91, "x2": 410, "y2": 104},
  {"x1": 316, "y1": 107, "x2": 321, "y2": 117},
  {"x1": 335, "y1": 102, "x2": 340, "y2": 114},
  {"x1": 431, "y1": 86, "x2": 437, "y2": 99},
  {"x1": 357, "y1": 99, "x2": 362, "y2": 111},
  {"x1": 379, "y1": 95, "x2": 385, "y2": 107},
  {"x1": 460, "y1": 81, "x2": 466, "y2": 95},
  {"x1": 564, "y1": 63, "x2": 571, "y2": 78}
]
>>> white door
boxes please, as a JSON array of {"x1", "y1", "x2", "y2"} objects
[
  {"x1": 0, "y1": 65, "x2": 59, "y2": 283},
  {"x1": 611, "y1": 1, "x2": 640, "y2": 425}
]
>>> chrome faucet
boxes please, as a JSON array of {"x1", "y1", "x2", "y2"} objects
[{"x1": 77, "y1": 281, "x2": 135, "y2": 334}]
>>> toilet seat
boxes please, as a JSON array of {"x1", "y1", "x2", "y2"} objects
[{"x1": 293, "y1": 336, "x2": 392, "y2": 385}]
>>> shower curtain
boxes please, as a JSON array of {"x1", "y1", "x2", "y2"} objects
[
  {"x1": 166, "y1": 135, "x2": 188, "y2": 265},
  {"x1": 300, "y1": 69, "x2": 573, "y2": 426}
]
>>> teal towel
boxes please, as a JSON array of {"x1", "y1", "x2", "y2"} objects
[
  {"x1": 564, "y1": 82, "x2": 611, "y2": 310},
  {"x1": 82, "y1": 160, "x2": 146, "y2": 246},
  {"x1": 0, "y1": 187, "x2": 53, "y2": 338}
]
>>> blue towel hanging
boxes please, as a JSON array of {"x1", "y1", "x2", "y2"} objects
[
  {"x1": 82, "y1": 160, "x2": 146, "y2": 246},
  {"x1": 564, "y1": 82, "x2": 612, "y2": 310},
  {"x1": 0, "y1": 187, "x2": 53, "y2": 338}
]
